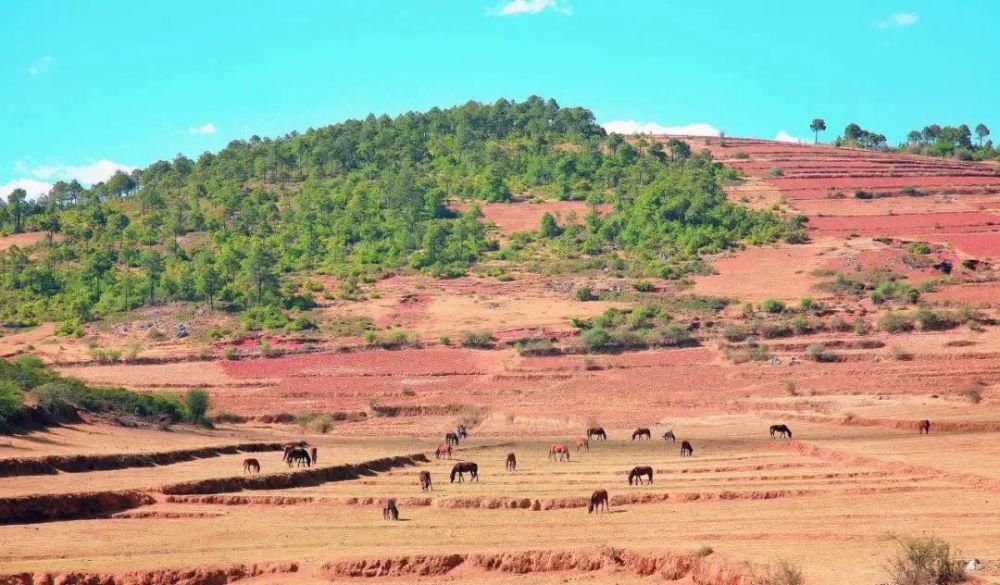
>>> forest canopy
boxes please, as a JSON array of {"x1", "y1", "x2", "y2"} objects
[{"x1": 0, "y1": 97, "x2": 803, "y2": 328}]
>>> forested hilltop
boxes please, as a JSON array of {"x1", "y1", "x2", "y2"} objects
[{"x1": 0, "y1": 97, "x2": 803, "y2": 329}]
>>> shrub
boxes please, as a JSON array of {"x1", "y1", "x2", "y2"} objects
[
  {"x1": 854, "y1": 189, "x2": 874, "y2": 200},
  {"x1": 575, "y1": 286, "x2": 597, "y2": 301},
  {"x1": 761, "y1": 298, "x2": 786, "y2": 314},
  {"x1": 56, "y1": 318, "x2": 84, "y2": 337},
  {"x1": 582, "y1": 357, "x2": 601, "y2": 371},
  {"x1": 459, "y1": 330, "x2": 494, "y2": 348},
  {"x1": 829, "y1": 315, "x2": 851, "y2": 332},
  {"x1": 806, "y1": 343, "x2": 838, "y2": 362},
  {"x1": 891, "y1": 346, "x2": 914, "y2": 361},
  {"x1": 752, "y1": 559, "x2": 803, "y2": 585},
  {"x1": 515, "y1": 338, "x2": 559, "y2": 356},
  {"x1": 732, "y1": 150, "x2": 750, "y2": 159},
  {"x1": 696, "y1": 546, "x2": 715, "y2": 557},
  {"x1": 907, "y1": 241, "x2": 931, "y2": 255},
  {"x1": 0, "y1": 381, "x2": 23, "y2": 429},
  {"x1": 760, "y1": 322, "x2": 793, "y2": 339},
  {"x1": 241, "y1": 305, "x2": 289, "y2": 331},
  {"x1": 88, "y1": 346, "x2": 122, "y2": 364},
  {"x1": 223, "y1": 346, "x2": 238, "y2": 360},
  {"x1": 854, "y1": 319, "x2": 871, "y2": 336},
  {"x1": 722, "y1": 324, "x2": 751, "y2": 342},
  {"x1": 784, "y1": 379, "x2": 798, "y2": 396},
  {"x1": 184, "y1": 389, "x2": 211, "y2": 423},
  {"x1": 799, "y1": 296, "x2": 817, "y2": 312},
  {"x1": 915, "y1": 307, "x2": 959, "y2": 331},
  {"x1": 747, "y1": 343, "x2": 769, "y2": 362},
  {"x1": 648, "y1": 325, "x2": 693, "y2": 347},
  {"x1": 884, "y1": 536, "x2": 965, "y2": 585},
  {"x1": 581, "y1": 327, "x2": 617, "y2": 352},
  {"x1": 962, "y1": 384, "x2": 983, "y2": 404},
  {"x1": 879, "y1": 312, "x2": 915, "y2": 333},
  {"x1": 767, "y1": 167, "x2": 784, "y2": 177},
  {"x1": 632, "y1": 281, "x2": 655, "y2": 292},
  {"x1": 284, "y1": 316, "x2": 318, "y2": 331},
  {"x1": 438, "y1": 335, "x2": 451, "y2": 346}
]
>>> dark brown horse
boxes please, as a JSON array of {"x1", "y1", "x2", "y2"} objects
[
  {"x1": 242, "y1": 458, "x2": 260, "y2": 474},
  {"x1": 456, "y1": 424, "x2": 468, "y2": 439},
  {"x1": 576, "y1": 436, "x2": 590, "y2": 452},
  {"x1": 310, "y1": 447, "x2": 318, "y2": 464},
  {"x1": 632, "y1": 427, "x2": 651, "y2": 441},
  {"x1": 588, "y1": 489, "x2": 609, "y2": 514},
  {"x1": 435, "y1": 443, "x2": 452, "y2": 459},
  {"x1": 450, "y1": 462, "x2": 479, "y2": 483},
  {"x1": 419, "y1": 470, "x2": 432, "y2": 491},
  {"x1": 286, "y1": 447, "x2": 312, "y2": 467},
  {"x1": 506, "y1": 452, "x2": 517, "y2": 472},
  {"x1": 918, "y1": 419, "x2": 931, "y2": 435},
  {"x1": 663, "y1": 430, "x2": 676, "y2": 443},
  {"x1": 445, "y1": 432, "x2": 460, "y2": 446},
  {"x1": 769, "y1": 424, "x2": 793, "y2": 439},
  {"x1": 680, "y1": 440, "x2": 693, "y2": 457},
  {"x1": 628, "y1": 466, "x2": 653, "y2": 485},
  {"x1": 587, "y1": 426, "x2": 607, "y2": 441},
  {"x1": 381, "y1": 498, "x2": 399, "y2": 520},
  {"x1": 549, "y1": 444, "x2": 570, "y2": 461}
]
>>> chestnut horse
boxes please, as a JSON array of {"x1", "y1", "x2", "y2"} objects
[
  {"x1": 587, "y1": 426, "x2": 607, "y2": 441},
  {"x1": 310, "y1": 447, "x2": 318, "y2": 465},
  {"x1": 680, "y1": 440, "x2": 694, "y2": 457},
  {"x1": 769, "y1": 424, "x2": 793, "y2": 439},
  {"x1": 918, "y1": 419, "x2": 931, "y2": 435},
  {"x1": 435, "y1": 444, "x2": 452, "y2": 459},
  {"x1": 628, "y1": 466, "x2": 653, "y2": 485},
  {"x1": 588, "y1": 489, "x2": 609, "y2": 514},
  {"x1": 445, "y1": 432, "x2": 460, "y2": 446},
  {"x1": 632, "y1": 428, "x2": 651, "y2": 441},
  {"x1": 242, "y1": 458, "x2": 260, "y2": 474},
  {"x1": 286, "y1": 447, "x2": 312, "y2": 467},
  {"x1": 506, "y1": 452, "x2": 517, "y2": 472},
  {"x1": 419, "y1": 470, "x2": 432, "y2": 491},
  {"x1": 663, "y1": 430, "x2": 676, "y2": 443},
  {"x1": 549, "y1": 444, "x2": 570, "y2": 461},
  {"x1": 576, "y1": 437, "x2": 590, "y2": 452},
  {"x1": 450, "y1": 462, "x2": 479, "y2": 483},
  {"x1": 381, "y1": 498, "x2": 399, "y2": 520}
]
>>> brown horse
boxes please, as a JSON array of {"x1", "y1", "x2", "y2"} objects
[
  {"x1": 587, "y1": 426, "x2": 607, "y2": 441},
  {"x1": 663, "y1": 430, "x2": 676, "y2": 443},
  {"x1": 450, "y1": 462, "x2": 479, "y2": 483},
  {"x1": 576, "y1": 436, "x2": 590, "y2": 452},
  {"x1": 435, "y1": 444, "x2": 453, "y2": 459},
  {"x1": 445, "y1": 432, "x2": 460, "y2": 446},
  {"x1": 632, "y1": 427, "x2": 651, "y2": 441},
  {"x1": 769, "y1": 424, "x2": 793, "y2": 439},
  {"x1": 381, "y1": 498, "x2": 399, "y2": 520},
  {"x1": 549, "y1": 444, "x2": 571, "y2": 461},
  {"x1": 310, "y1": 447, "x2": 318, "y2": 465},
  {"x1": 588, "y1": 489, "x2": 609, "y2": 514},
  {"x1": 628, "y1": 466, "x2": 653, "y2": 485},
  {"x1": 918, "y1": 419, "x2": 931, "y2": 435},
  {"x1": 419, "y1": 470, "x2": 432, "y2": 491},
  {"x1": 506, "y1": 452, "x2": 517, "y2": 472},
  {"x1": 286, "y1": 447, "x2": 312, "y2": 467},
  {"x1": 242, "y1": 458, "x2": 260, "y2": 474},
  {"x1": 680, "y1": 440, "x2": 693, "y2": 457}
]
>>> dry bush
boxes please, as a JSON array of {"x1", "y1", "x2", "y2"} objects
[
  {"x1": 753, "y1": 559, "x2": 803, "y2": 585},
  {"x1": 884, "y1": 536, "x2": 966, "y2": 585},
  {"x1": 891, "y1": 346, "x2": 914, "y2": 361},
  {"x1": 961, "y1": 384, "x2": 983, "y2": 404}
]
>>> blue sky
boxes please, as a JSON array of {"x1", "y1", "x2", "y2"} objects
[{"x1": 3, "y1": 0, "x2": 998, "y2": 197}]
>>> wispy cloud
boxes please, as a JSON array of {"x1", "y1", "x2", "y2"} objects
[
  {"x1": 489, "y1": 0, "x2": 571, "y2": 17},
  {"x1": 876, "y1": 12, "x2": 918, "y2": 28},
  {"x1": 188, "y1": 122, "x2": 218, "y2": 135},
  {"x1": 774, "y1": 131, "x2": 804, "y2": 144},
  {"x1": 27, "y1": 55, "x2": 54, "y2": 75},
  {"x1": 602, "y1": 120, "x2": 720, "y2": 137},
  {"x1": 0, "y1": 178, "x2": 53, "y2": 200}
]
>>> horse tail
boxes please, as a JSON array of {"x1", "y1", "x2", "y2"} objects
[{"x1": 450, "y1": 467, "x2": 457, "y2": 482}]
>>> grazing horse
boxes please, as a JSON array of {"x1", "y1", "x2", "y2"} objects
[
  {"x1": 310, "y1": 447, "x2": 318, "y2": 465},
  {"x1": 588, "y1": 489, "x2": 609, "y2": 514},
  {"x1": 769, "y1": 424, "x2": 793, "y2": 439},
  {"x1": 506, "y1": 452, "x2": 517, "y2": 472},
  {"x1": 381, "y1": 498, "x2": 399, "y2": 521},
  {"x1": 663, "y1": 430, "x2": 676, "y2": 443},
  {"x1": 549, "y1": 444, "x2": 571, "y2": 462},
  {"x1": 435, "y1": 444, "x2": 452, "y2": 459},
  {"x1": 286, "y1": 447, "x2": 312, "y2": 467},
  {"x1": 445, "y1": 432, "x2": 460, "y2": 446},
  {"x1": 628, "y1": 466, "x2": 654, "y2": 485},
  {"x1": 576, "y1": 437, "x2": 590, "y2": 452},
  {"x1": 456, "y1": 424, "x2": 468, "y2": 439},
  {"x1": 242, "y1": 458, "x2": 260, "y2": 474},
  {"x1": 632, "y1": 428, "x2": 651, "y2": 441},
  {"x1": 450, "y1": 462, "x2": 479, "y2": 483},
  {"x1": 587, "y1": 426, "x2": 607, "y2": 441},
  {"x1": 680, "y1": 440, "x2": 694, "y2": 457},
  {"x1": 419, "y1": 470, "x2": 432, "y2": 492},
  {"x1": 918, "y1": 419, "x2": 931, "y2": 435}
]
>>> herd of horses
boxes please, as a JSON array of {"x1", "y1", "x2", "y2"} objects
[{"x1": 242, "y1": 442, "x2": 317, "y2": 475}]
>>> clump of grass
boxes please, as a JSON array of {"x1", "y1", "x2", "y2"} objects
[
  {"x1": 752, "y1": 559, "x2": 803, "y2": 585},
  {"x1": 884, "y1": 536, "x2": 965, "y2": 585},
  {"x1": 806, "y1": 343, "x2": 838, "y2": 363},
  {"x1": 459, "y1": 330, "x2": 494, "y2": 349},
  {"x1": 784, "y1": 379, "x2": 799, "y2": 396},
  {"x1": 961, "y1": 383, "x2": 984, "y2": 404},
  {"x1": 891, "y1": 346, "x2": 914, "y2": 361},
  {"x1": 696, "y1": 546, "x2": 715, "y2": 557}
]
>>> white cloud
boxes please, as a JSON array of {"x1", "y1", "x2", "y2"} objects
[
  {"x1": 602, "y1": 120, "x2": 720, "y2": 137},
  {"x1": 877, "y1": 12, "x2": 918, "y2": 28},
  {"x1": 490, "y1": 0, "x2": 571, "y2": 16},
  {"x1": 188, "y1": 122, "x2": 218, "y2": 135},
  {"x1": 15, "y1": 158, "x2": 135, "y2": 186},
  {"x1": 27, "y1": 55, "x2": 54, "y2": 75},
  {"x1": 774, "y1": 131, "x2": 805, "y2": 144},
  {"x1": 0, "y1": 178, "x2": 53, "y2": 200}
]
